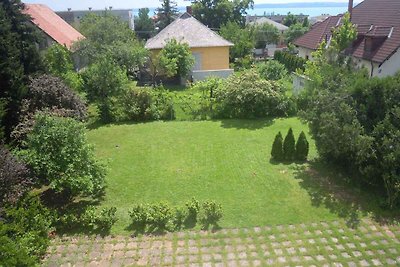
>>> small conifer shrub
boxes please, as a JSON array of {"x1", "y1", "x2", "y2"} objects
[
  {"x1": 283, "y1": 128, "x2": 296, "y2": 160},
  {"x1": 271, "y1": 132, "x2": 284, "y2": 161},
  {"x1": 295, "y1": 131, "x2": 309, "y2": 161}
]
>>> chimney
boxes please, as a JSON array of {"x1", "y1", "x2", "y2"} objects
[
  {"x1": 348, "y1": 0, "x2": 353, "y2": 19},
  {"x1": 186, "y1": 6, "x2": 192, "y2": 15}
]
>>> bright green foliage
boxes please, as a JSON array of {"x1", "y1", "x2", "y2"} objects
[
  {"x1": 257, "y1": 60, "x2": 288, "y2": 81},
  {"x1": 121, "y1": 86, "x2": 175, "y2": 122},
  {"x1": 283, "y1": 12, "x2": 298, "y2": 27},
  {"x1": 331, "y1": 13, "x2": 357, "y2": 52},
  {"x1": 200, "y1": 201, "x2": 223, "y2": 229},
  {"x1": 220, "y1": 22, "x2": 255, "y2": 65},
  {"x1": 213, "y1": 69, "x2": 289, "y2": 118},
  {"x1": 295, "y1": 131, "x2": 309, "y2": 161},
  {"x1": 0, "y1": 194, "x2": 52, "y2": 266},
  {"x1": 77, "y1": 12, "x2": 147, "y2": 74},
  {"x1": 274, "y1": 50, "x2": 306, "y2": 72},
  {"x1": 283, "y1": 128, "x2": 296, "y2": 160},
  {"x1": 271, "y1": 131, "x2": 284, "y2": 161},
  {"x1": 158, "y1": 39, "x2": 194, "y2": 79},
  {"x1": 82, "y1": 57, "x2": 128, "y2": 122},
  {"x1": 129, "y1": 204, "x2": 149, "y2": 229},
  {"x1": 156, "y1": 0, "x2": 179, "y2": 31},
  {"x1": 20, "y1": 114, "x2": 105, "y2": 199},
  {"x1": 192, "y1": 0, "x2": 254, "y2": 29},
  {"x1": 134, "y1": 8, "x2": 155, "y2": 39},
  {"x1": 173, "y1": 206, "x2": 188, "y2": 230},
  {"x1": 148, "y1": 202, "x2": 174, "y2": 231},
  {"x1": 43, "y1": 44, "x2": 83, "y2": 91},
  {"x1": 284, "y1": 23, "x2": 309, "y2": 44},
  {"x1": 186, "y1": 197, "x2": 201, "y2": 223},
  {"x1": 254, "y1": 23, "x2": 280, "y2": 49}
]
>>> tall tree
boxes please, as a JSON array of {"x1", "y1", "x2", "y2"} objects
[
  {"x1": 156, "y1": 0, "x2": 179, "y2": 31},
  {"x1": 0, "y1": 0, "x2": 42, "y2": 141},
  {"x1": 134, "y1": 8, "x2": 155, "y2": 40},
  {"x1": 283, "y1": 12, "x2": 298, "y2": 27},
  {"x1": 253, "y1": 23, "x2": 280, "y2": 49},
  {"x1": 192, "y1": 0, "x2": 254, "y2": 29},
  {"x1": 220, "y1": 22, "x2": 255, "y2": 63}
]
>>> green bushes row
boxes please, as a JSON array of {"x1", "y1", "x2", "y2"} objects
[
  {"x1": 274, "y1": 50, "x2": 306, "y2": 73},
  {"x1": 271, "y1": 128, "x2": 309, "y2": 161},
  {"x1": 129, "y1": 198, "x2": 222, "y2": 234}
]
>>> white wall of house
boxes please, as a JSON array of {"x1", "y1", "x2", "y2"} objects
[
  {"x1": 297, "y1": 47, "x2": 314, "y2": 60},
  {"x1": 192, "y1": 69, "x2": 234, "y2": 81},
  {"x1": 375, "y1": 48, "x2": 400, "y2": 77}
]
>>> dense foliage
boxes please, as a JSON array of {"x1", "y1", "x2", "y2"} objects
[
  {"x1": 192, "y1": 0, "x2": 254, "y2": 29},
  {"x1": 284, "y1": 23, "x2": 309, "y2": 44},
  {"x1": 213, "y1": 69, "x2": 292, "y2": 118},
  {"x1": 20, "y1": 114, "x2": 106, "y2": 199},
  {"x1": 253, "y1": 23, "x2": 280, "y2": 49},
  {"x1": 0, "y1": 194, "x2": 52, "y2": 266},
  {"x1": 0, "y1": 145, "x2": 32, "y2": 205},
  {"x1": 134, "y1": 8, "x2": 155, "y2": 40},
  {"x1": 0, "y1": 0, "x2": 42, "y2": 140},
  {"x1": 43, "y1": 44, "x2": 83, "y2": 91},
  {"x1": 271, "y1": 132, "x2": 284, "y2": 161},
  {"x1": 295, "y1": 131, "x2": 309, "y2": 161},
  {"x1": 274, "y1": 50, "x2": 306, "y2": 72},
  {"x1": 156, "y1": 0, "x2": 179, "y2": 31},
  {"x1": 82, "y1": 57, "x2": 128, "y2": 122},
  {"x1": 121, "y1": 87, "x2": 175, "y2": 121},
  {"x1": 77, "y1": 12, "x2": 147, "y2": 76},
  {"x1": 257, "y1": 60, "x2": 288, "y2": 81}
]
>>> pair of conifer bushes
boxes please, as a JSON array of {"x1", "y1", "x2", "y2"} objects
[{"x1": 271, "y1": 128, "x2": 309, "y2": 162}]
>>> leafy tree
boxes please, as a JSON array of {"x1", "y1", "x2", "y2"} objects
[
  {"x1": 283, "y1": 12, "x2": 298, "y2": 27},
  {"x1": 283, "y1": 128, "x2": 296, "y2": 160},
  {"x1": 134, "y1": 8, "x2": 155, "y2": 40},
  {"x1": 156, "y1": 0, "x2": 179, "y2": 31},
  {"x1": 330, "y1": 13, "x2": 357, "y2": 52},
  {"x1": 302, "y1": 17, "x2": 310, "y2": 28},
  {"x1": 257, "y1": 60, "x2": 287, "y2": 81},
  {"x1": 0, "y1": 145, "x2": 32, "y2": 205},
  {"x1": 220, "y1": 22, "x2": 255, "y2": 64},
  {"x1": 82, "y1": 57, "x2": 128, "y2": 122},
  {"x1": 254, "y1": 23, "x2": 280, "y2": 49},
  {"x1": 43, "y1": 44, "x2": 83, "y2": 91},
  {"x1": 76, "y1": 12, "x2": 147, "y2": 76},
  {"x1": 271, "y1": 132, "x2": 284, "y2": 161},
  {"x1": 284, "y1": 23, "x2": 309, "y2": 44},
  {"x1": 192, "y1": 0, "x2": 254, "y2": 29},
  {"x1": 158, "y1": 39, "x2": 195, "y2": 80},
  {"x1": 19, "y1": 114, "x2": 106, "y2": 199},
  {"x1": 0, "y1": 0, "x2": 42, "y2": 140},
  {"x1": 274, "y1": 50, "x2": 306, "y2": 72},
  {"x1": 295, "y1": 131, "x2": 309, "y2": 161}
]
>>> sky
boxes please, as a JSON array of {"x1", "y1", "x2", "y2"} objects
[{"x1": 23, "y1": 0, "x2": 356, "y2": 11}]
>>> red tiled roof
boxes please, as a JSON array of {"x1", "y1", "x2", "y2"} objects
[
  {"x1": 23, "y1": 4, "x2": 84, "y2": 49},
  {"x1": 294, "y1": 0, "x2": 400, "y2": 64},
  {"x1": 294, "y1": 16, "x2": 342, "y2": 50}
]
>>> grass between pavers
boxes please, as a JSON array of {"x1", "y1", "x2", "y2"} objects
[
  {"x1": 42, "y1": 219, "x2": 400, "y2": 266},
  {"x1": 86, "y1": 117, "x2": 384, "y2": 236}
]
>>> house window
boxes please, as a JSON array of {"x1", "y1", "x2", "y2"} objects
[{"x1": 305, "y1": 55, "x2": 309, "y2": 60}]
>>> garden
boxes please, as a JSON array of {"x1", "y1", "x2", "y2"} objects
[{"x1": 1, "y1": 2, "x2": 400, "y2": 266}]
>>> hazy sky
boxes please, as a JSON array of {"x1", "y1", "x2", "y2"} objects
[{"x1": 23, "y1": 0, "x2": 356, "y2": 11}]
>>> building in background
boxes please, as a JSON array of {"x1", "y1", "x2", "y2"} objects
[{"x1": 145, "y1": 12, "x2": 234, "y2": 82}]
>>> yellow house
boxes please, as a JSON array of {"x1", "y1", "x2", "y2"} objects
[{"x1": 145, "y1": 13, "x2": 234, "y2": 81}]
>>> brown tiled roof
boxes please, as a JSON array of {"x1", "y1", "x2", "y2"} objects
[
  {"x1": 145, "y1": 13, "x2": 233, "y2": 50},
  {"x1": 294, "y1": 15, "x2": 342, "y2": 50},
  {"x1": 23, "y1": 4, "x2": 84, "y2": 49},
  {"x1": 294, "y1": 0, "x2": 400, "y2": 64}
]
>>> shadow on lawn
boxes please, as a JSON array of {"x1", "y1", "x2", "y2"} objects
[
  {"x1": 292, "y1": 161, "x2": 400, "y2": 228},
  {"x1": 219, "y1": 118, "x2": 274, "y2": 130}
]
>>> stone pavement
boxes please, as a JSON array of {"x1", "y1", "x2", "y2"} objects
[{"x1": 42, "y1": 218, "x2": 400, "y2": 267}]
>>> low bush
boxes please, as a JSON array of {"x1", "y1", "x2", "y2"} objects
[
  {"x1": 129, "y1": 204, "x2": 150, "y2": 230},
  {"x1": 121, "y1": 86, "x2": 175, "y2": 121},
  {"x1": 148, "y1": 202, "x2": 174, "y2": 232},
  {"x1": 257, "y1": 60, "x2": 288, "y2": 81},
  {"x1": 271, "y1": 132, "x2": 284, "y2": 161},
  {"x1": 0, "y1": 194, "x2": 53, "y2": 266},
  {"x1": 200, "y1": 201, "x2": 223, "y2": 229},
  {"x1": 173, "y1": 206, "x2": 188, "y2": 230},
  {"x1": 274, "y1": 50, "x2": 306, "y2": 72},
  {"x1": 185, "y1": 197, "x2": 200, "y2": 224},
  {"x1": 213, "y1": 69, "x2": 289, "y2": 118}
]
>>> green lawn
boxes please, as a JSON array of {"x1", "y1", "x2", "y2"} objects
[{"x1": 87, "y1": 117, "x2": 351, "y2": 234}]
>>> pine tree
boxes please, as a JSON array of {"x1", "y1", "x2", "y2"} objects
[
  {"x1": 295, "y1": 131, "x2": 309, "y2": 161},
  {"x1": 271, "y1": 131, "x2": 284, "y2": 161},
  {"x1": 156, "y1": 0, "x2": 179, "y2": 31},
  {"x1": 283, "y1": 128, "x2": 296, "y2": 161}
]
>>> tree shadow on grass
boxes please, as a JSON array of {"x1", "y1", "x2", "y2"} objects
[
  {"x1": 218, "y1": 118, "x2": 274, "y2": 130},
  {"x1": 291, "y1": 160, "x2": 400, "y2": 228}
]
